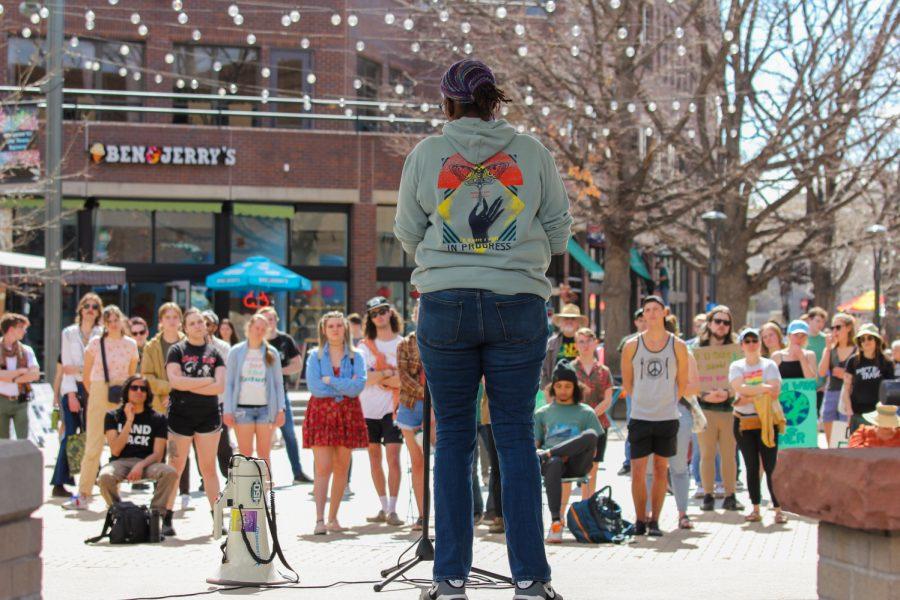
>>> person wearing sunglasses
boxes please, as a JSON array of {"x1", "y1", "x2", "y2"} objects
[
  {"x1": 98, "y1": 375, "x2": 178, "y2": 536},
  {"x1": 52, "y1": 293, "x2": 103, "y2": 498},
  {"x1": 128, "y1": 316, "x2": 149, "y2": 370},
  {"x1": 818, "y1": 314, "x2": 856, "y2": 445},
  {"x1": 841, "y1": 324, "x2": 895, "y2": 435},
  {"x1": 729, "y1": 329, "x2": 786, "y2": 524},
  {"x1": 695, "y1": 305, "x2": 742, "y2": 513},
  {"x1": 359, "y1": 296, "x2": 405, "y2": 527}
]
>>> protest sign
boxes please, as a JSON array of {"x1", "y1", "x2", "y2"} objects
[
  {"x1": 693, "y1": 344, "x2": 742, "y2": 392},
  {"x1": 778, "y1": 378, "x2": 818, "y2": 448}
]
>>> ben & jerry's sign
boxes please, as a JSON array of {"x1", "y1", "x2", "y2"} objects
[{"x1": 89, "y1": 143, "x2": 236, "y2": 166}]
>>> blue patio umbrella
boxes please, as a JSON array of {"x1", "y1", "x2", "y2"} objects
[{"x1": 205, "y1": 256, "x2": 312, "y2": 291}]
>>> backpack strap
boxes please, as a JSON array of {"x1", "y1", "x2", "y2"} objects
[
  {"x1": 100, "y1": 337, "x2": 111, "y2": 384},
  {"x1": 85, "y1": 510, "x2": 114, "y2": 544}
]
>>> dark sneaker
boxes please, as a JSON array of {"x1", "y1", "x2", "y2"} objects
[
  {"x1": 161, "y1": 521, "x2": 176, "y2": 537},
  {"x1": 51, "y1": 485, "x2": 71, "y2": 498},
  {"x1": 701, "y1": 494, "x2": 715, "y2": 511},
  {"x1": 293, "y1": 472, "x2": 314, "y2": 484},
  {"x1": 513, "y1": 580, "x2": 563, "y2": 599},
  {"x1": 722, "y1": 494, "x2": 744, "y2": 511},
  {"x1": 634, "y1": 521, "x2": 647, "y2": 536},
  {"x1": 647, "y1": 521, "x2": 664, "y2": 537},
  {"x1": 617, "y1": 464, "x2": 631, "y2": 476},
  {"x1": 420, "y1": 579, "x2": 467, "y2": 599}
]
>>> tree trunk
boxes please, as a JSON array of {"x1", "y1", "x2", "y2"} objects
[
  {"x1": 716, "y1": 242, "x2": 752, "y2": 329},
  {"x1": 602, "y1": 231, "x2": 633, "y2": 375}
]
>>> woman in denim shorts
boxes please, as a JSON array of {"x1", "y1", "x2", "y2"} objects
[
  {"x1": 396, "y1": 303, "x2": 427, "y2": 530},
  {"x1": 223, "y1": 313, "x2": 286, "y2": 469}
]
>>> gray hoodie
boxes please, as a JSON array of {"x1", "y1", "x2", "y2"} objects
[{"x1": 394, "y1": 117, "x2": 573, "y2": 299}]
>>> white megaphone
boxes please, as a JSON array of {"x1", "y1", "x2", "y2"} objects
[{"x1": 207, "y1": 455, "x2": 298, "y2": 586}]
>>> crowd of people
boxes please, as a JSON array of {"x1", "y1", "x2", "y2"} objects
[{"x1": 0, "y1": 278, "x2": 896, "y2": 553}]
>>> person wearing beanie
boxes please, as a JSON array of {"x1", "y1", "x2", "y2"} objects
[
  {"x1": 396, "y1": 58, "x2": 572, "y2": 600},
  {"x1": 533, "y1": 361, "x2": 603, "y2": 544}
]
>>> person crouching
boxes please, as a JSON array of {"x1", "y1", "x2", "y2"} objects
[
  {"x1": 98, "y1": 375, "x2": 178, "y2": 536},
  {"x1": 534, "y1": 361, "x2": 603, "y2": 544}
]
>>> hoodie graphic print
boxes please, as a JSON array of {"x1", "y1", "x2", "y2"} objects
[{"x1": 437, "y1": 150, "x2": 525, "y2": 254}]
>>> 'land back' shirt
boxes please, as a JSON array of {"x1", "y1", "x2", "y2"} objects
[{"x1": 104, "y1": 408, "x2": 167, "y2": 460}]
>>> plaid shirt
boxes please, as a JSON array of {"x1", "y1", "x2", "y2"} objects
[
  {"x1": 397, "y1": 332, "x2": 425, "y2": 408},
  {"x1": 572, "y1": 358, "x2": 613, "y2": 428}
]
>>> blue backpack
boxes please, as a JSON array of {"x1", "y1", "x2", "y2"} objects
[{"x1": 566, "y1": 485, "x2": 634, "y2": 544}]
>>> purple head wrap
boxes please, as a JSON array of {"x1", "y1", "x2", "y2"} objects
[{"x1": 440, "y1": 59, "x2": 495, "y2": 104}]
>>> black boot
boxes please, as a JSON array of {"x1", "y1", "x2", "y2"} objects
[
  {"x1": 161, "y1": 510, "x2": 176, "y2": 537},
  {"x1": 701, "y1": 494, "x2": 715, "y2": 511}
]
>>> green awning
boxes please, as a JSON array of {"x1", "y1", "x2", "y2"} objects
[
  {"x1": 0, "y1": 198, "x2": 85, "y2": 210},
  {"x1": 233, "y1": 203, "x2": 294, "y2": 219},
  {"x1": 99, "y1": 200, "x2": 222, "y2": 213},
  {"x1": 567, "y1": 238, "x2": 605, "y2": 281},
  {"x1": 630, "y1": 248, "x2": 653, "y2": 281}
]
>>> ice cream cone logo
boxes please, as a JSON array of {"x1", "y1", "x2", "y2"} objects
[
  {"x1": 89, "y1": 143, "x2": 106, "y2": 164},
  {"x1": 145, "y1": 145, "x2": 162, "y2": 164}
]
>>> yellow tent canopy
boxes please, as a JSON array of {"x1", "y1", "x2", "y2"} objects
[{"x1": 837, "y1": 290, "x2": 898, "y2": 313}]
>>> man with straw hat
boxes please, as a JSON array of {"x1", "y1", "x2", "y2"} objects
[
  {"x1": 848, "y1": 403, "x2": 900, "y2": 448},
  {"x1": 541, "y1": 304, "x2": 589, "y2": 391}
]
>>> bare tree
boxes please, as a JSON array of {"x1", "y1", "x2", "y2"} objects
[{"x1": 399, "y1": 0, "x2": 898, "y2": 369}]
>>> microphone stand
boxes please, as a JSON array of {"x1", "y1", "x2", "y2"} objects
[{"x1": 374, "y1": 385, "x2": 511, "y2": 592}]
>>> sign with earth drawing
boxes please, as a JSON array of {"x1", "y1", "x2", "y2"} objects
[{"x1": 778, "y1": 378, "x2": 818, "y2": 448}]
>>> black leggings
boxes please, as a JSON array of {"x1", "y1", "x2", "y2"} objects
[
  {"x1": 541, "y1": 430, "x2": 599, "y2": 520},
  {"x1": 733, "y1": 418, "x2": 779, "y2": 508},
  {"x1": 481, "y1": 424, "x2": 502, "y2": 518}
]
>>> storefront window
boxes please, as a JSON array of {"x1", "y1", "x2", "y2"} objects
[
  {"x1": 288, "y1": 281, "x2": 347, "y2": 349},
  {"x1": 377, "y1": 205, "x2": 408, "y2": 267},
  {"x1": 172, "y1": 45, "x2": 259, "y2": 127},
  {"x1": 290, "y1": 211, "x2": 347, "y2": 266},
  {"x1": 94, "y1": 209, "x2": 152, "y2": 263},
  {"x1": 155, "y1": 211, "x2": 214, "y2": 264},
  {"x1": 10, "y1": 206, "x2": 79, "y2": 259},
  {"x1": 8, "y1": 37, "x2": 145, "y2": 122},
  {"x1": 232, "y1": 215, "x2": 287, "y2": 263}
]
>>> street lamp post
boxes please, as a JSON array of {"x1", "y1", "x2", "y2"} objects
[
  {"x1": 865, "y1": 224, "x2": 887, "y2": 330},
  {"x1": 701, "y1": 210, "x2": 727, "y2": 306},
  {"x1": 44, "y1": 0, "x2": 65, "y2": 384}
]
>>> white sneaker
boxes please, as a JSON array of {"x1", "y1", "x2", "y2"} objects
[
  {"x1": 180, "y1": 493, "x2": 191, "y2": 510},
  {"x1": 714, "y1": 484, "x2": 726, "y2": 499},
  {"x1": 692, "y1": 488, "x2": 706, "y2": 499},
  {"x1": 63, "y1": 495, "x2": 88, "y2": 510},
  {"x1": 545, "y1": 521, "x2": 563, "y2": 544}
]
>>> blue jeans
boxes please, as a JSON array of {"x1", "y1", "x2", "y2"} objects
[
  {"x1": 623, "y1": 395, "x2": 632, "y2": 468},
  {"x1": 646, "y1": 404, "x2": 692, "y2": 513},
  {"x1": 418, "y1": 289, "x2": 550, "y2": 584},
  {"x1": 51, "y1": 383, "x2": 85, "y2": 486},
  {"x1": 280, "y1": 391, "x2": 305, "y2": 478}
]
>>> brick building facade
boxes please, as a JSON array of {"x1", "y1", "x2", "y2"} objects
[{"x1": 1, "y1": 1, "x2": 435, "y2": 349}]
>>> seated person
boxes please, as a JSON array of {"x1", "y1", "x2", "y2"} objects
[
  {"x1": 848, "y1": 403, "x2": 900, "y2": 448},
  {"x1": 534, "y1": 361, "x2": 603, "y2": 544},
  {"x1": 98, "y1": 374, "x2": 178, "y2": 536}
]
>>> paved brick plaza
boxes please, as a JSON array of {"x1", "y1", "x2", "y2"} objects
[{"x1": 38, "y1": 424, "x2": 817, "y2": 599}]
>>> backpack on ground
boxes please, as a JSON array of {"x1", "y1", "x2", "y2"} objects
[
  {"x1": 566, "y1": 485, "x2": 634, "y2": 544},
  {"x1": 85, "y1": 501, "x2": 152, "y2": 544}
]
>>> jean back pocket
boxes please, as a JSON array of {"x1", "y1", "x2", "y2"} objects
[{"x1": 418, "y1": 293, "x2": 463, "y2": 347}]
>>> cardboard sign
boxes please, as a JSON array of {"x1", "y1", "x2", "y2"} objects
[
  {"x1": 693, "y1": 344, "x2": 743, "y2": 392},
  {"x1": 778, "y1": 378, "x2": 819, "y2": 448}
]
